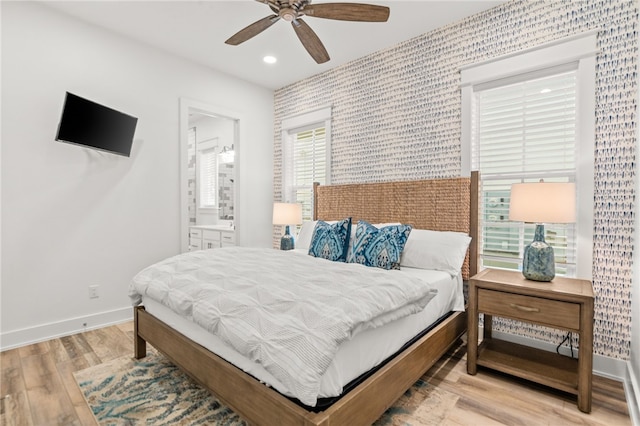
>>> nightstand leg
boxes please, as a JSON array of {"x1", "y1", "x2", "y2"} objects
[
  {"x1": 467, "y1": 284, "x2": 478, "y2": 375},
  {"x1": 578, "y1": 300, "x2": 594, "y2": 413}
]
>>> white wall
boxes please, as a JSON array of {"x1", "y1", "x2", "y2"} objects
[{"x1": 0, "y1": 2, "x2": 274, "y2": 349}]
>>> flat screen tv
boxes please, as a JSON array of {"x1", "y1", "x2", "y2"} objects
[{"x1": 55, "y1": 92, "x2": 138, "y2": 157}]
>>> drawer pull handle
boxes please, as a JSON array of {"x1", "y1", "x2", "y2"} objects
[{"x1": 510, "y1": 303, "x2": 540, "y2": 313}]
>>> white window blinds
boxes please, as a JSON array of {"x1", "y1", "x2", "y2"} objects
[
  {"x1": 472, "y1": 70, "x2": 578, "y2": 275},
  {"x1": 286, "y1": 126, "x2": 327, "y2": 221},
  {"x1": 199, "y1": 146, "x2": 217, "y2": 208}
]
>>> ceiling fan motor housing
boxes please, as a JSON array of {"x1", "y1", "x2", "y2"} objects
[{"x1": 280, "y1": 9, "x2": 297, "y2": 21}]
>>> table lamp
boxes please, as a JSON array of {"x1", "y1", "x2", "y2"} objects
[
  {"x1": 508, "y1": 181, "x2": 576, "y2": 282},
  {"x1": 273, "y1": 202, "x2": 303, "y2": 250}
]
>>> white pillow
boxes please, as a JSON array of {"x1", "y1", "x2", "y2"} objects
[
  {"x1": 295, "y1": 221, "x2": 318, "y2": 251},
  {"x1": 400, "y1": 229, "x2": 471, "y2": 276}
]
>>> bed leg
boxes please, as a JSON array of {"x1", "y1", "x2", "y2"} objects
[{"x1": 134, "y1": 306, "x2": 147, "y2": 359}]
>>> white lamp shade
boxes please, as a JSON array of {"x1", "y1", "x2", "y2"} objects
[
  {"x1": 273, "y1": 203, "x2": 303, "y2": 225},
  {"x1": 509, "y1": 182, "x2": 576, "y2": 224}
]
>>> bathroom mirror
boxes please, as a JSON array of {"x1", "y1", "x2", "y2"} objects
[{"x1": 179, "y1": 98, "x2": 239, "y2": 251}]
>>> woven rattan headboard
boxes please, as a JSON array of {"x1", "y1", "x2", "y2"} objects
[{"x1": 313, "y1": 171, "x2": 479, "y2": 280}]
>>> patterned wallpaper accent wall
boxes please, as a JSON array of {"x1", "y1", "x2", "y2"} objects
[{"x1": 273, "y1": 0, "x2": 638, "y2": 360}]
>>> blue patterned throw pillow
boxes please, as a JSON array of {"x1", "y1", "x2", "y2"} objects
[
  {"x1": 308, "y1": 218, "x2": 352, "y2": 262},
  {"x1": 348, "y1": 221, "x2": 412, "y2": 270}
]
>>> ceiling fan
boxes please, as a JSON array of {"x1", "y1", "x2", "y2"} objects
[{"x1": 225, "y1": 0, "x2": 390, "y2": 64}]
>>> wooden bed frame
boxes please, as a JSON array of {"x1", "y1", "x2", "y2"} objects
[{"x1": 134, "y1": 171, "x2": 479, "y2": 425}]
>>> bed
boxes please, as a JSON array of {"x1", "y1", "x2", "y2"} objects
[{"x1": 132, "y1": 171, "x2": 479, "y2": 425}]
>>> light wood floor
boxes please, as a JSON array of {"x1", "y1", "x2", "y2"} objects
[{"x1": 0, "y1": 322, "x2": 632, "y2": 425}]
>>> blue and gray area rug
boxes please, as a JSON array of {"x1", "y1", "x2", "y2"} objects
[{"x1": 74, "y1": 350, "x2": 456, "y2": 425}]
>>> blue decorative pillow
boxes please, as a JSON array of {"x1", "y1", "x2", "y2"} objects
[
  {"x1": 348, "y1": 221, "x2": 412, "y2": 270},
  {"x1": 308, "y1": 218, "x2": 352, "y2": 262}
]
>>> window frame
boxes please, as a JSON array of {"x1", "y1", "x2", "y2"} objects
[
  {"x1": 460, "y1": 31, "x2": 597, "y2": 279},
  {"x1": 281, "y1": 106, "x2": 332, "y2": 221}
]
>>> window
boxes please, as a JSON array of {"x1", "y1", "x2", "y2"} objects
[
  {"x1": 196, "y1": 137, "x2": 218, "y2": 209},
  {"x1": 285, "y1": 126, "x2": 327, "y2": 220},
  {"x1": 473, "y1": 69, "x2": 578, "y2": 274},
  {"x1": 461, "y1": 31, "x2": 597, "y2": 278},
  {"x1": 281, "y1": 107, "x2": 331, "y2": 221}
]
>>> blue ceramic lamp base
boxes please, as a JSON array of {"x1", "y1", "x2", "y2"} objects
[
  {"x1": 280, "y1": 225, "x2": 295, "y2": 251},
  {"x1": 522, "y1": 224, "x2": 555, "y2": 282}
]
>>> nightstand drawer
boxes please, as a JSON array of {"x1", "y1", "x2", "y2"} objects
[{"x1": 477, "y1": 288, "x2": 580, "y2": 330}]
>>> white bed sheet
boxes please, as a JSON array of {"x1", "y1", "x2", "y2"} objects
[{"x1": 142, "y1": 260, "x2": 463, "y2": 402}]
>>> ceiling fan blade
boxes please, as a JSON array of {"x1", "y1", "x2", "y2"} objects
[
  {"x1": 291, "y1": 18, "x2": 330, "y2": 64},
  {"x1": 225, "y1": 15, "x2": 280, "y2": 45},
  {"x1": 302, "y1": 3, "x2": 390, "y2": 22}
]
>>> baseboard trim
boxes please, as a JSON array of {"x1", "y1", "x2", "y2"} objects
[
  {"x1": 0, "y1": 307, "x2": 133, "y2": 351},
  {"x1": 485, "y1": 328, "x2": 628, "y2": 381},
  {"x1": 626, "y1": 361, "x2": 640, "y2": 426}
]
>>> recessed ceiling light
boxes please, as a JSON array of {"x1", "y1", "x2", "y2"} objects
[{"x1": 263, "y1": 56, "x2": 277, "y2": 64}]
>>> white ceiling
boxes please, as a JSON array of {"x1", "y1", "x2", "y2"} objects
[{"x1": 43, "y1": 0, "x2": 506, "y2": 90}]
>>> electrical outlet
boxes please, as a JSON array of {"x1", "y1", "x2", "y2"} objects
[{"x1": 89, "y1": 285, "x2": 99, "y2": 299}]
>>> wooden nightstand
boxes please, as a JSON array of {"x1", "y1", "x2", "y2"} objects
[{"x1": 467, "y1": 268, "x2": 594, "y2": 413}]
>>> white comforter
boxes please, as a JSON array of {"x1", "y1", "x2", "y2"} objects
[{"x1": 129, "y1": 247, "x2": 438, "y2": 406}]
